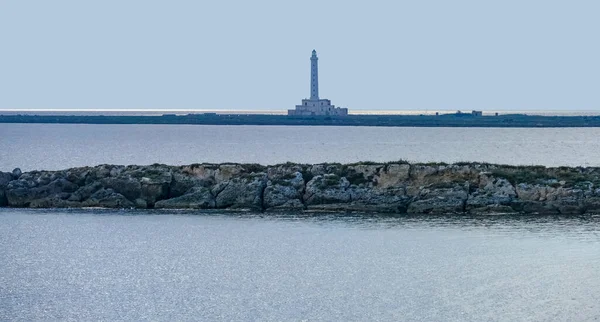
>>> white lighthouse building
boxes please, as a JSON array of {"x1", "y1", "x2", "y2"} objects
[{"x1": 288, "y1": 50, "x2": 348, "y2": 116}]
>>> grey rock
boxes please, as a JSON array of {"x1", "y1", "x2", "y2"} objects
[
  {"x1": 155, "y1": 187, "x2": 215, "y2": 209},
  {"x1": 408, "y1": 185, "x2": 468, "y2": 214},
  {"x1": 264, "y1": 172, "x2": 305, "y2": 210},
  {"x1": 4, "y1": 161, "x2": 600, "y2": 214},
  {"x1": 467, "y1": 176, "x2": 516, "y2": 210},
  {"x1": 374, "y1": 163, "x2": 410, "y2": 188},
  {"x1": 349, "y1": 187, "x2": 410, "y2": 213},
  {"x1": 6, "y1": 178, "x2": 78, "y2": 207},
  {"x1": 169, "y1": 171, "x2": 205, "y2": 198},
  {"x1": 214, "y1": 173, "x2": 267, "y2": 210},
  {"x1": 100, "y1": 176, "x2": 141, "y2": 201},
  {"x1": 12, "y1": 168, "x2": 22, "y2": 179},
  {"x1": 304, "y1": 175, "x2": 351, "y2": 205},
  {"x1": 82, "y1": 188, "x2": 134, "y2": 208},
  {"x1": 68, "y1": 182, "x2": 103, "y2": 202},
  {"x1": 0, "y1": 171, "x2": 13, "y2": 206},
  {"x1": 138, "y1": 170, "x2": 172, "y2": 205}
]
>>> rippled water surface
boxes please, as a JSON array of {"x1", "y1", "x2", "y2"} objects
[
  {"x1": 2, "y1": 124, "x2": 600, "y2": 171},
  {"x1": 1, "y1": 209, "x2": 600, "y2": 321}
]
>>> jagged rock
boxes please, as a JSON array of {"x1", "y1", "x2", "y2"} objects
[
  {"x1": 408, "y1": 185, "x2": 468, "y2": 214},
  {"x1": 169, "y1": 171, "x2": 205, "y2": 198},
  {"x1": 214, "y1": 173, "x2": 267, "y2": 210},
  {"x1": 64, "y1": 167, "x2": 90, "y2": 186},
  {"x1": 583, "y1": 197, "x2": 600, "y2": 213},
  {"x1": 6, "y1": 178, "x2": 78, "y2": 207},
  {"x1": 0, "y1": 171, "x2": 14, "y2": 206},
  {"x1": 82, "y1": 188, "x2": 134, "y2": 208},
  {"x1": 347, "y1": 187, "x2": 410, "y2": 213},
  {"x1": 68, "y1": 182, "x2": 102, "y2": 202},
  {"x1": 304, "y1": 174, "x2": 351, "y2": 206},
  {"x1": 181, "y1": 163, "x2": 245, "y2": 184},
  {"x1": 345, "y1": 164, "x2": 380, "y2": 186},
  {"x1": 100, "y1": 176, "x2": 141, "y2": 201},
  {"x1": 516, "y1": 183, "x2": 557, "y2": 201},
  {"x1": 137, "y1": 168, "x2": 172, "y2": 205},
  {"x1": 264, "y1": 171, "x2": 305, "y2": 210},
  {"x1": 467, "y1": 176, "x2": 517, "y2": 210},
  {"x1": 3, "y1": 162, "x2": 600, "y2": 214},
  {"x1": 267, "y1": 164, "x2": 304, "y2": 180},
  {"x1": 12, "y1": 168, "x2": 22, "y2": 179},
  {"x1": 155, "y1": 187, "x2": 214, "y2": 209},
  {"x1": 375, "y1": 164, "x2": 410, "y2": 189},
  {"x1": 0, "y1": 172, "x2": 12, "y2": 186}
]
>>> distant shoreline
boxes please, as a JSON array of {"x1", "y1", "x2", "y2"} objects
[{"x1": 2, "y1": 113, "x2": 600, "y2": 127}]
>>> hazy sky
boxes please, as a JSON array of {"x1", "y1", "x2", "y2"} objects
[{"x1": 1, "y1": 0, "x2": 598, "y2": 111}]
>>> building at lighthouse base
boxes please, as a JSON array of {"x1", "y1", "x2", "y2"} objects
[{"x1": 288, "y1": 99, "x2": 348, "y2": 116}]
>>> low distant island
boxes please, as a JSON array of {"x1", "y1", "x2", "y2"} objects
[
  {"x1": 2, "y1": 161, "x2": 600, "y2": 215},
  {"x1": 3, "y1": 112, "x2": 600, "y2": 127}
]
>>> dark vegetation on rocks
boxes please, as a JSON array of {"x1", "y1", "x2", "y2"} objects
[{"x1": 2, "y1": 161, "x2": 600, "y2": 215}]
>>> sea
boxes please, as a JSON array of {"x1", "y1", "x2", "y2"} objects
[
  {"x1": 2, "y1": 117, "x2": 600, "y2": 321},
  {"x1": 2, "y1": 124, "x2": 600, "y2": 171}
]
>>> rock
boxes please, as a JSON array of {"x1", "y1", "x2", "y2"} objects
[
  {"x1": 467, "y1": 176, "x2": 517, "y2": 210},
  {"x1": 5, "y1": 178, "x2": 78, "y2": 207},
  {"x1": 348, "y1": 187, "x2": 410, "y2": 213},
  {"x1": 100, "y1": 176, "x2": 141, "y2": 201},
  {"x1": 375, "y1": 163, "x2": 410, "y2": 189},
  {"x1": 155, "y1": 187, "x2": 215, "y2": 209},
  {"x1": 134, "y1": 198, "x2": 148, "y2": 208},
  {"x1": 0, "y1": 172, "x2": 14, "y2": 206},
  {"x1": 214, "y1": 173, "x2": 267, "y2": 210},
  {"x1": 82, "y1": 188, "x2": 134, "y2": 208},
  {"x1": 304, "y1": 174, "x2": 351, "y2": 206},
  {"x1": 583, "y1": 197, "x2": 600, "y2": 214},
  {"x1": 68, "y1": 182, "x2": 102, "y2": 202},
  {"x1": 408, "y1": 185, "x2": 468, "y2": 214},
  {"x1": 266, "y1": 164, "x2": 303, "y2": 180},
  {"x1": 138, "y1": 169, "x2": 172, "y2": 205},
  {"x1": 345, "y1": 164, "x2": 380, "y2": 186},
  {"x1": 510, "y1": 201, "x2": 560, "y2": 215},
  {"x1": 264, "y1": 171, "x2": 305, "y2": 210},
  {"x1": 12, "y1": 168, "x2": 22, "y2": 179},
  {"x1": 0, "y1": 172, "x2": 13, "y2": 187},
  {"x1": 4, "y1": 161, "x2": 600, "y2": 214},
  {"x1": 65, "y1": 167, "x2": 91, "y2": 186},
  {"x1": 169, "y1": 171, "x2": 204, "y2": 198},
  {"x1": 181, "y1": 163, "x2": 244, "y2": 184}
]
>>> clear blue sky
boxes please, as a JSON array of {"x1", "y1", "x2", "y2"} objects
[{"x1": 1, "y1": 0, "x2": 598, "y2": 111}]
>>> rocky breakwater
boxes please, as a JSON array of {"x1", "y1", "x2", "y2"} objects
[{"x1": 2, "y1": 162, "x2": 600, "y2": 215}]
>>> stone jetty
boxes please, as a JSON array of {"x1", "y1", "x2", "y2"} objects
[{"x1": 2, "y1": 162, "x2": 600, "y2": 215}]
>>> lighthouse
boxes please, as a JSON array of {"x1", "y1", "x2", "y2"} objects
[
  {"x1": 310, "y1": 49, "x2": 319, "y2": 100},
  {"x1": 288, "y1": 50, "x2": 348, "y2": 116}
]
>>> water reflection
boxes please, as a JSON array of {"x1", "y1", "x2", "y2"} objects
[{"x1": 12, "y1": 208, "x2": 600, "y2": 241}]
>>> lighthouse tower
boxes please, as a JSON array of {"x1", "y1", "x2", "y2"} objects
[
  {"x1": 310, "y1": 50, "x2": 319, "y2": 100},
  {"x1": 288, "y1": 50, "x2": 348, "y2": 116}
]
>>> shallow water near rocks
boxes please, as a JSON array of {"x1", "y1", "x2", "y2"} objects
[{"x1": 1, "y1": 208, "x2": 599, "y2": 321}]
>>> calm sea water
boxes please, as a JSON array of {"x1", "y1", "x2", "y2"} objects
[
  {"x1": 2, "y1": 124, "x2": 600, "y2": 171},
  {"x1": 1, "y1": 209, "x2": 599, "y2": 321},
  {"x1": 3, "y1": 124, "x2": 600, "y2": 321}
]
